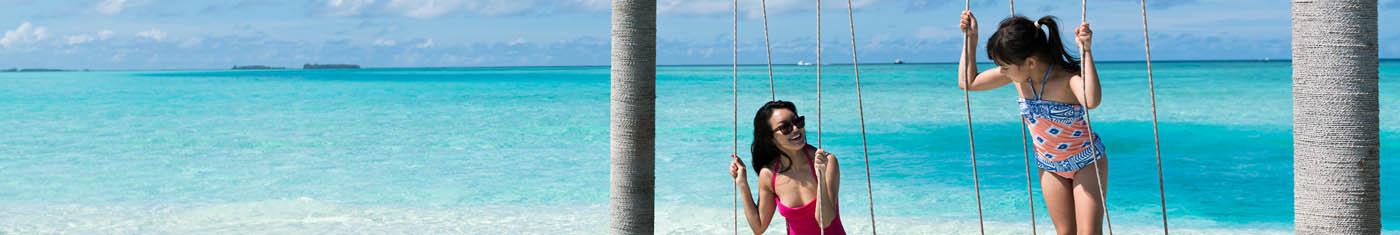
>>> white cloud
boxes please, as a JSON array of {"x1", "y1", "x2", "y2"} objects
[
  {"x1": 0, "y1": 22, "x2": 49, "y2": 49},
  {"x1": 94, "y1": 0, "x2": 130, "y2": 15},
  {"x1": 66, "y1": 34, "x2": 95, "y2": 44},
  {"x1": 373, "y1": 39, "x2": 396, "y2": 46},
  {"x1": 321, "y1": 0, "x2": 548, "y2": 18},
  {"x1": 137, "y1": 28, "x2": 166, "y2": 41},
  {"x1": 658, "y1": 0, "x2": 731, "y2": 15},
  {"x1": 508, "y1": 37, "x2": 526, "y2": 46},
  {"x1": 566, "y1": 0, "x2": 608, "y2": 10},
  {"x1": 416, "y1": 38, "x2": 434, "y2": 48},
  {"x1": 325, "y1": 0, "x2": 378, "y2": 16},
  {"x1": 457, "y1": 0, "x2": 531, "y2": 16},
  {"x1": 98, "y1": 30, "x2": 114, "y2": 40},
  {"x1": 389, "y1": 0, "x2": 467, "y2": 18},
  {"x1": 658, "y1": 0, "x2": 878, "y2": 17},
  {"x1": 179, "y1": 37, "x2": 202, "y2": 48}
]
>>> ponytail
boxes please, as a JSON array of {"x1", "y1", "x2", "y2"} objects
[
  {"x1": 986, "y1": 16, "x2": 1080, "y2": 74},
  {"x1": 1036, "y1": 16, "x2": 1080, "y2": 73}
]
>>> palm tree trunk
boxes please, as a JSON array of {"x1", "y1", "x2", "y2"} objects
[
  {"x1": 1291, "y1": 0, "x2": 1380, "y2": 234},
  {"x1": 609, "y1": 0, "x2": 656, "y2": 234}
]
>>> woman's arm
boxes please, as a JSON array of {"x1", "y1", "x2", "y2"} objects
[
  {"x1": 814, "y1": 149, "x2": 840, "y2": 228},
  {"x1": 958, "y1": 10, "x2": 1012, "y2": 91},
  {"x1": 815, "y1": 150, "x2": 840, "y2": 204},
  {"x1": 747, "y1": 170, "x2": 778, "y2": 234},
  {"x1": 731, "y1": 155, "x2": 776, "y2": 234},
  {"x1": 1070, "y1": 22, "x2": 1101, "y2": 109}
]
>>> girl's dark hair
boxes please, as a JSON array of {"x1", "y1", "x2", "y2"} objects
[
  {"x1": 987, "y1": 16, "x2": 1080, "y2": 74},
  {"x1": 751, "y1": 100, "x2": 797, "y2": 175}
]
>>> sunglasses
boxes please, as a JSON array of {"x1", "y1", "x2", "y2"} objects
[{"x1": 772, "y1": 116, "x2": 806, "y2": 135}]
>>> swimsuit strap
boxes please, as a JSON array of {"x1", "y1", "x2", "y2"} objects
[
  {"x1": 1034, "y1": 63, "x2": 1054, "y2": 100},
  {"x1": 804, "y1": 147, "x2": 818, "y2": 179},
  {"x1": 771, "y1": 160, "x2": 780, "y2": 193}
]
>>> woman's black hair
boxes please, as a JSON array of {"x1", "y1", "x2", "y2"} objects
[
  {"x1": 986, "y1": 16, "x2": 1081, "y2": 74},
  {"x1": 751, "y1": 100, "x2": 797, "y2": 175}
]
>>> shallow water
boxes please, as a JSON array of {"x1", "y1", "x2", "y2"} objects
[{"x1": 0, "y1": 61, "x2": 1395, "y2": 233}]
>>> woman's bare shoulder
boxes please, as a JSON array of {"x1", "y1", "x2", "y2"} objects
[{"x1": 757, "y1": 168, "x2": 775, "y2": 188}]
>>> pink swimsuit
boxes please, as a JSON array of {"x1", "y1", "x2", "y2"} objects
[{"x1": 772, "y1": 149, "x2": 846, "y2": 235}]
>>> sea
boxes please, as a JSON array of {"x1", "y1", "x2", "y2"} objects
[{"x1": 0, "y1": 61, "x2": 1395, "y2": 234}]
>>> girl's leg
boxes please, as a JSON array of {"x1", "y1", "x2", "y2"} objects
[
  {"x1": 1040, "y1": 169, "x2": 1077, "y2": 235},
  {"x1": 1071, "y1": 158, "x2": 1109, "y2": 235}
]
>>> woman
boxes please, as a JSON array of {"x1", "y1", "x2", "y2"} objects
[
  {"x1": 729, "y1": 101, "x2": 845, "y2": 235},
  {"x1": 958, "y1": 12, "x2": 1109, "y2": 235}
]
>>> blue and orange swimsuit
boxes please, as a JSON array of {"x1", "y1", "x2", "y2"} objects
[{"x1": 1018, "y1": 63, "x2": 1106, "y2": 179}]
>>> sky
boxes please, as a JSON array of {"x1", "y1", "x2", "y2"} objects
[{"x1": 0, "y1": 0, "x2": 1397, "y2": 69}]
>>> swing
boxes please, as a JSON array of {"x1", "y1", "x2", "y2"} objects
[
  {"x1": 732, "y1": 0, "x2": 881, "y2": 233},
  {"x1": 960, "y1": 0, "x2": 1169, "y2": 234},
  {"x1": 728, "y1": 0, "x2": 1169, "y2": 234}
]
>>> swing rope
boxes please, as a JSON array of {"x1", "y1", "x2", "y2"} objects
[
  {"x1": 962, "y1": 0, "x2": 988, "y2": 234},
  {"x1": 731, "y1": 0, "x2": 740, "y2": 233},
  {"x1": 817, "y1": 1, "x2": 823, "y2": 149},
  {"x1": 1005, "y1": 1, "x2": 1039, "y2": 235},
  {"x1": 1020, "y1": 114, "x2": 1039, "y2": 235},
  {"x1": 1078, "y1": 1, "x2": 1115, "y2": 234},
  {"x1": 843, "y1": 0, "x2": 878, "y2": 233},
  {"x1": 1139, "y1": 0, "x2": 1170, "y2": 233},
  {"x1": 761, "y1": 0, "x2": 776, "y2": 101},
  {"x1": 815, "y1": 0, "x2": 826, "y2": 234}
]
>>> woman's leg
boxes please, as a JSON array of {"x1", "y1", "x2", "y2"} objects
[
  {"x1": 1040, "y1": 169, "x2": 1077, "y2": 235},
  {"x1": 1071, "y1": 158, "x2": 1109, "y2": 235}
]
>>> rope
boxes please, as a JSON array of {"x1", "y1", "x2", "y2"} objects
[
  {"x1": 1019, "y1": 120, "x2": 1038, "y2": 235},
  {"x1": 731, "y1": 0, "x2": 739, "y2": 234},
  {"x1": 817, "y1": 0, "x2": 823, "y2": 149},
  {"x1": 1079, "y1": 1, "x2": 1114, "y2": 234},
  {"x1": 962, "y1": 1, "x2": 987, "y2": 234},
  {"x1": 815, "y1": 0, "x2": 826, "y2": 234},
  {"x1": 844, "y1": 0, "x2": 878, "y2": 233},
  {"x1": 1006, "y1": 1, "x2": 1035, "y2": 234},
  {"x1": 1139, "y1": 0, "x2": 1169, "y2": 233},
  {"x1": 761, "y1": 0, "x2": 776, "y2": 101}
]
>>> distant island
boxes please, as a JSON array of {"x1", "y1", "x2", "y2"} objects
[
  {"x1": 303, "y1": 64, "x2": 360, "y2": 69},
  {"x1": 2, "y1": 68, "x2": 69, "y2": 72},
  {"x1": 231, "y1": 65, "x2": 286, "y2": 70}
]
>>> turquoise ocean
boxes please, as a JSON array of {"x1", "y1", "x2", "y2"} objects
[{"x1": 0, "y1": 61, "x2": 1396, "y2": 234}]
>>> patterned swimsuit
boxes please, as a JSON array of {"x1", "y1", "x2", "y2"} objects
[{"x1": 1018, "y1": 63, "x2": 1106, "y2": 179}]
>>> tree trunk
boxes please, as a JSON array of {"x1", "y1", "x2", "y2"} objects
[
  {"x1": 1291, "y1": 0, "x2": 1381, "y2": 234},
  {"x1": 609, "y1": 0, "x2": 656, "y2": 234}
]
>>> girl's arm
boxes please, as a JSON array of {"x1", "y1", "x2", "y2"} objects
[
  {"x1": 731, "y1": 155, "x2": 776, "y2": 234},
  {"x1": 1071, "y1": 22, "x2": 1101, "y2": 109},
  {"x1": 958, "y1": 10, "x2": 1012, "y2": 91},
  {"x1": 814, "y1": 149, "x2": 840, "y2": 228}
]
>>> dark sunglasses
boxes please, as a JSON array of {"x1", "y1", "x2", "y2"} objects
[{"x1": 772, "y1": 116, "x2": 805, "y2": 134}]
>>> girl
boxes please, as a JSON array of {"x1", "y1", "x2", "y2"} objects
[
  {"x1": 729, "y1": 101, "x2": 845, "y2": 235},
  {"x1": 958, "y1": 12, "x2": 1107, "y2": 235}
]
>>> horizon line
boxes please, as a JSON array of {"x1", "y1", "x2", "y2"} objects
[{"x1": 7, "y1": 58, "x2": 1400, "y2": 72}]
